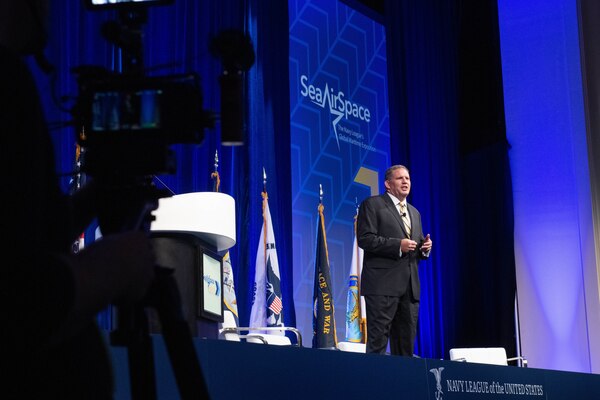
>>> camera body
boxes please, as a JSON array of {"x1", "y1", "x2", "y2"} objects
[{"x1": 75, "y1": 72, "x2": 212, "y2": 177}]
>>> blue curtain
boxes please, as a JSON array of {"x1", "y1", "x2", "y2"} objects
[
  {"x1": 384, "y1": 0, "x2": 462, "y2": 358},
  {"x1": 384, "y1": 0, "x2": 517, "y2": 359},
  {"x1": 243, "y1": 0, "x2": 296, "y2": 328}
]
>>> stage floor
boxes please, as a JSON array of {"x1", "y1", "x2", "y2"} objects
[{"x1": 110, "y1": 336, "x2": 600, "y2": 399}]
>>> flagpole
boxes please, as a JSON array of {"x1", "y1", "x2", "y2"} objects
[
  {"x1": 354, "y1": 197, "x2": 359, "y2": 290},
  {"x1": 211, "y1": 149, "x2": 239, "y2": 325},
  {"x1": 318, "y1": 184, "x2": 327, "y2": 260},
  {"x1": 70, "y1": 136, "x2": 85, "y2": 254},
  {"x1": 313, "y1": 183, "x2": 338, "y2": 348},
  {"x1": 211, "y1": 150, "x2": 220, "y2": 192},
  {"x1": 262, "y1": 167, "x2": 268, "y2": 261},
  {"x1": 344, "y1": 197, "x2": 366, "y2": 344},
  {"x1": 353, "y1": 198, "x2": 361, "y2": 342},
  {"x1": 250, "y1": 168, "x2": 285, "y2": 331},
  {"x1": 319, "y1": 183, "x2": 323, "y2": 204},
  {"x1": 214, "y1": 149, "x2": 219, "y2": 172},
  {"x1": 318, "y1": 184, "x2": 328, "y2": 262}
]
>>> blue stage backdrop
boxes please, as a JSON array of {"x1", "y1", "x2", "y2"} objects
[{"x1": 289, "y1": 0, "x2": 390, "y2": 345}]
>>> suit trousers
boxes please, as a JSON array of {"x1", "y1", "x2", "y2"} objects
[{"x1": 365, "y1": 281, "x2": 420, "y2": 356}]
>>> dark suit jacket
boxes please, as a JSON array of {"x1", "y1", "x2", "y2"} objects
[{"x1": 357, "y1": 193, "x2": 428, "y2": 300}]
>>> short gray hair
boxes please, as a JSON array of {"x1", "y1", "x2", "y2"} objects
[{"x1": 385, "y1": 165, "x2": 409, "y2": 181}]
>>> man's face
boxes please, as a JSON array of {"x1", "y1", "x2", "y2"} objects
[{"x1": 385, "y1": 167, "x2": 411, "y2": 200}]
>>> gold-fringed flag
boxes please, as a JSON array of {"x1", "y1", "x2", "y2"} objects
[
  {"x1": 345, "y1": 202, "x2": 366, "y2": 343},
  {"x1": 212, "y1": 150, "x2": 239, "y2": 326},
  {"x1": 312, "y1": 185, "x2": 337, "y2": 348},
  {"x1": 249, "y1": 168, "x2": 284, "y2": 331}
]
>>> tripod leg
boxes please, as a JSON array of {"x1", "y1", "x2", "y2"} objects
[
  {"x1": 153, "y1": 268, "x2": 209, "y2": 400},
  {"x1": 111, "y1": 306, "x2": 157, "y2": 400},
  {"x1": 161, "y1": 319, "x2": 209, "y2": 399}
]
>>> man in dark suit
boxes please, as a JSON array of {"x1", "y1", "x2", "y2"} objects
[{"x1": 357, "y1": 165, "x2": 432, "y2": 356}]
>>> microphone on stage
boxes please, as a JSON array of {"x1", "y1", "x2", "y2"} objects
[{"x1": 401, "y1": 212, "x2": 406, "y2": 217}]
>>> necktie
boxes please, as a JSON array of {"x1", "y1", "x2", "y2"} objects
[{"x1": 399, "y1": 203, "x2": 411, "y2": 237}]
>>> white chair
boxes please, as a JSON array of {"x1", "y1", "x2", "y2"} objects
[
  {"x1": 218, "y1": 311, "x2": 302, "y2": 346},
  {"x1": 336, "y1": 342, "x2": 366, "y2": 353},
  {"x1": 218, "y1": 310, "x2": 242, "y2": 342},
  {"x1": 449, "y1": 347, "x2": 527, "y2": 367},
  {"x1": 244, "y1": 331, "x2": 293, "y2": 346}
]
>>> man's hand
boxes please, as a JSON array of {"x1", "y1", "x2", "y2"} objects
[
  {"x1": 401, "y1": 238, "x2": 419, "y2": 253},
  {"x1": 68, "y1": 231, "x2": 156, "y2": 314},
  {"x1": 421, "y1": 234, "x2": 432, "y2": 252}
]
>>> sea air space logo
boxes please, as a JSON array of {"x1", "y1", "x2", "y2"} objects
[{"x1": 300, "y1": 75, "x2": 371, "y2": 148}]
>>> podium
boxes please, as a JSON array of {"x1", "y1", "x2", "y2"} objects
[{"x1": 149, "y1": 192, "x2": 236, "y2": 338}]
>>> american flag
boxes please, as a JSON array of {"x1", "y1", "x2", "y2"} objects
[
  {"x1": 250, "y1": 180, "x2": 285, "y2": 331},
  {"x1": 268, "y1": 294, "x2": 283, "y2": 315}
]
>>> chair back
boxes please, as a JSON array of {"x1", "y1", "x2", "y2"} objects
[
  {"x1": 449, "y1": 347, "x2": 508, "y2": 366},
  {"x1": 337, "y1": 342, "x2": 366, "y2": 353},
  {"x1": 246, "y1": 334, "x2": 292, "y2": 346},
  {"x1": 219, "y1": 310, "x2": 241, "y2": 342}
]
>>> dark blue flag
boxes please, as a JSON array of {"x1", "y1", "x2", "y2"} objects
[{"x1": 312, "y1": 203, "x2": 338, "y2": 348}]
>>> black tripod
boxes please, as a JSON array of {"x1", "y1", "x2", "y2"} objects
[{"x1": 99, "y1": 181, "x2": 209, "y2": 400}]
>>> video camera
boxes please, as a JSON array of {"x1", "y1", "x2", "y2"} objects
[
  {"x1": 73, "y1": 0, "x2": 253, "y2": 178},
  {"x1": 70, "y1": 4, "x2": 247, "y2": 396}
]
